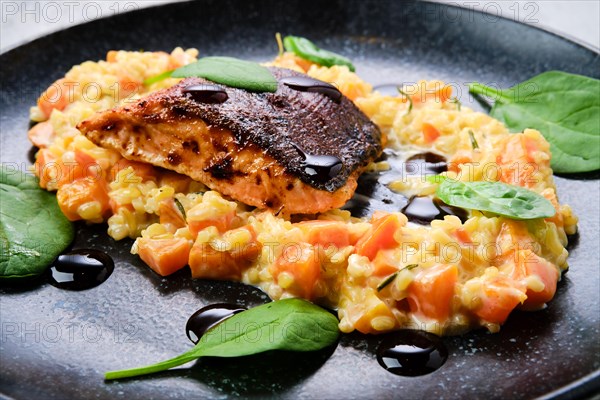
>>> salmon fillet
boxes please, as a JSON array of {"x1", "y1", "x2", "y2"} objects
[{"x1": 77, "y1": 67, "x2": 382, "y2": 214}]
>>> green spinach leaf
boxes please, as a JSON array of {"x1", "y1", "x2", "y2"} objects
[
  {"x1": 0, "y1": 166, "x2": 74, "y2": 279},
  {"x1": 171, "y1": 56, "x2": 278, "y2": 92},
  {"x1": 105, "y1": 298, "x2": 339, "y2": 380},
  {"x1": 436, "y1": 179, "x2": 556, "y2": 220},
  {"x1": 469, "y1": 71, "x2": 600, "y2": 173},
  {"x1": 283, "y1": 36, "x2": 355, "y2": 72},
  {"x1": 143, "y1": 70, "x2": 173, "y2": 86}
]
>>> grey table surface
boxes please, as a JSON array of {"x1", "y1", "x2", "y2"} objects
[{"x1": 1, "y1": 0, "x2": 599, "y2": 53}]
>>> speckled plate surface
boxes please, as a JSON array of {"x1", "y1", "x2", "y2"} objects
[{"x1": 1, "y1": 1, "x2": 599, "y2": 399}]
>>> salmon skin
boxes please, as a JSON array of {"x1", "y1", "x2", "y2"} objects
[{"x1": 78, "y1": 67, "x2": 382, "y2": 214}]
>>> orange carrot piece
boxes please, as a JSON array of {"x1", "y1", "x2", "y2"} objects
[
  {"x1": 28, "y1": 121, "x2": 55, "y2": 148},
  {"x1": 454, "y1": 228, "x2": 472, "y2": 244},
  {"x1": 473, "y1": 276, "x2": 526, "y2": 324},
  {"x1": 372, "y1": 251, "x2": 399, "y2": 277},
  {"x1": 437, "y1": 85, "x2": 453, "y2": 103},
  {"x1": 407, "y1": 264, "x2": 458, "y2": 321},
  {"x1": 188, "y1": 211, "x2": 236, "y2": 237},
  {"x1": 137, "y1": 238, "x2": 191, "y2": 276},
  {"x1": 37, "y1": 79, "x2": 75, "y2": 118},
  {"x1": 116, "y1": 75, "x2": 141, "y2": 100},
  {"x1": 269, "y1": 243, "x2": 321, "y2": 299},
  {"x1": 159, "y1": 199, "x2": 187, "y2": 229},
  {"x1": 189, "y1": 243, "x2": 240, "y2": 280},
  {"x1": 495, "y1": 220, "x2": 532, "y2": 261},
  {"x1": 33, "y1": 148, "x2": 57, "y2": 189},
  {"x1": 352, "y1": 299, "x2": 397, "y2": 334},
  {"x1": 229, "y1": 226, "x2": 262, "y2": 263},
  {"x1": 55, "y1": 150, "x2": 100, "y2": 188},
  {"x1": 448, "y1": 151, "x2": 473, "y2": 174},
  {"x1": 355, "y1": 214, "x2": 401, "y2": 261},
  {"x1": 508, "y1": 250, "x2": 559, "y2": 310},
  {"x1": 496, "y1": 134, "x2": 542, "y2": 188},
  {"x1": 56, "y1": 177, "x2": 110, "y2": 221},
  {"x1": 189, "y1": 226, "x2": 260, "y2": 280},
  {"x1": 297, "y1": 220, "x2": 352, "y2": 249},
  {"x1": 106, "y1": 50, "x2": 118, "y2": 62},
  {"x1": 422, "y1": 122, "x2": 440, "y2": 143},
  {"x1": 542, "y1": 189, "x2": 563, "y2": 229}
]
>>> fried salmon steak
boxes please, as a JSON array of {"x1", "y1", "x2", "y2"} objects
[{"x1": 78, "y1": 67, "x2": 382, "y2": 214}]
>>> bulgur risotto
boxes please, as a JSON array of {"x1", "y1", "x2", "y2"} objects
[{"x1": 27, "y1": 48, "x2": 577, "y2": 336}]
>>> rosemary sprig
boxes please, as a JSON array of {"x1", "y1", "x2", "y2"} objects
[
  {"x1": 397, "y1": 88, "x2": 413, "y2": 115},
  {"x1": 449, "y1": 97, "x2": 462, "y2": 111},
  {"x1": 174, "y1": 198, "x2": 186, "y2": 219},
  {"x1": 376, "y1": 264, "x2": 419, "y2": 291},
  {"x1": 468, "y1": 129, "x2": 479, "y2": 149}
]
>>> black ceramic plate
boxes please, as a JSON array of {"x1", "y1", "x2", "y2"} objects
[{"x1": 1, "y1": 1, "x2": 599, "y2": 399}]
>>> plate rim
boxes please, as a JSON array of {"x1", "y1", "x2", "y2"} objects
[{"x1": 1, "y1": 0, "x2": 599, "y2": 59}]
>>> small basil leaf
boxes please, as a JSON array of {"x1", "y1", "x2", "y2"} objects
[
  {"x1": 469, "y1": 71, "x2": 600, "y2": 173},
  {"x1": 172, "y1": 56, "x2": 278, "y2": 93},
  {"x1": 0, "y1": 166, "x2": 74, "y2": 279},
  {"x1": 104, "y1": 298, "x2": 339, "y2": 380},
  {"x1": 436, "y1": 179, "x2": 556, "y2": 220},
  {"x1": 283, "y1": 36, "x2": 355, "y2": 72}
]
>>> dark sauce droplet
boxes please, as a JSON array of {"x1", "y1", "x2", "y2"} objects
[
  {"x1": 402, "y1": 196, "x2": 468, "y2": 224},
  {"x1": 377, "y1": 330, "x2": 448, "y2": 376},
  {"x1": 183, "y1": 84, "x2": 228, "y2": 104},
  {"x1": 405, "y1": 152, "x2": 448, "y2": 176},
  {"x1": 47, "y1": 249, "x2": 114, "y2": 290},
  {"x1": 280, "y1": 76, "x2": 342, "y2": 103},
  {"x1": 186, "y1": 303, "x2": 247, "y2": 344},
  {"x1": 304, "y1": 154, "x2": 343, "y2": 182},
  {"x1": 27, "y1": 146, "x2": 38, "y2": 164},
  {"x1": 291, "y1": 143, "x2": 343, "y2": 183}
]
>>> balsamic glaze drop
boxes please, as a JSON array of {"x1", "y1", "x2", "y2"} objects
[
  {"x1": 27, "y1": 146, "x2": 38, "y2": 164},
  {"x1": 304, "y1": 154, "x2": 343, "y2": 181},
  {"x1": 280, "y1": 76, "x2": 342, "y2": 103},
  {"x1": 291, "y1": 143, "x2": 343, "y2": 183},
  {"x1": 402, "y1": 196, "x2": 468, "y2": 224},
  {"x1": 377, "y1": 330, "x2": 448, "y2": 376},
  {"x1": 405, "y1": 152, "x2": 448, "y2": 176},
  {"x1": 183, "y1": 84, "x2": 229, "y2": 104},
  {"x1": 186, "y1": 303, "x2": 247, "y2": 344},
  {"x1": 47, "y1": 249, "x2": 114, "y2": 290}
]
